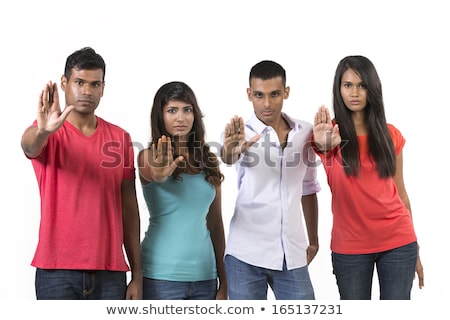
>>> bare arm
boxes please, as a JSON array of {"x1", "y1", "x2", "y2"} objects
[
  {"x1": 393, "y1": 151, "x2": 410, "y2": 212},
  {"x1": 393, "y1": 151, "x2": 424, "y2": 289},
  {"x1": 21, "y1": 81, "x2": 74, "y2": 158},
  {"x1": 121, "y1": 178, "x2": 143, "y2": 300},
  {"x1": 301, "y1": 193, "x2": 319, "y2": 265},
  {"x1": 206, "y1": 185, "x2": 228, "y2": 300}
]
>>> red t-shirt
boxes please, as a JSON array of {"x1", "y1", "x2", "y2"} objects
[
  {"x1": 28, "y1": 117, "x2": 135, "y2": 270},
  {"x1": 317, "y1": 124, "x2": 417, "y2": 254}
]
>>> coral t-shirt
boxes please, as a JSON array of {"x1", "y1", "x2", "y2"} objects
[
  {"x1": 28, "y1": 117, "x2": 135, "y2": 271},
  {"x1": 317, "y1": 124, "x2": 417, "y2": 254}
]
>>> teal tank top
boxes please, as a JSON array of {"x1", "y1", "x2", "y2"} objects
[{"x1": 141, "y1": 173, "x2": 217, "y2": 281}]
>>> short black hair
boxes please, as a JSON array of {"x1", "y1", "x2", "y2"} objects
[
  {"x1": 249, "y1": 60, "x2": 286, "y2": 86},
  {"x1": 64, "y1": 47, "x2": 106, "y2": 81}
]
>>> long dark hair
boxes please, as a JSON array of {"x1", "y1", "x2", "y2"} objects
[
  {"x1": 332, "y1": 55, "x2": 396, "y2": 178},
  {"x1": 150, "y1": 81, "x2": 223, "y2": 186}
]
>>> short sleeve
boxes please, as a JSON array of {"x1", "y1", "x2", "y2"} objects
[
  {"x1": 123, "y1": 131, "x2": 136, "y2": 179},
  {"x1": 387, "y1": 124, "x2": 406, "y2": 155}
]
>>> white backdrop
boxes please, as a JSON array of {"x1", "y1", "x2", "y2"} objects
[{"x1": 1, "y1": 0, "x2": 448, "y2": 304}]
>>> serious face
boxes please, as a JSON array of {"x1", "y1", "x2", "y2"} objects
[
  {"x1": 61, "y1": 68, "x2": 105, "y2": 115},
  {"x1": 340, "y1": 68, "x2": 367, "y2": 113},
  {"x1": 162, "y1": 99, "x2": 195, "y2": 140},
  {"x1": 247, "y1": 76, "x2": 289, "y2": 126}
]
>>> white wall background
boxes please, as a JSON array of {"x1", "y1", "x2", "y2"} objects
[{"x1": 1, "y1": 0, "x2": 448, "y2": 302}]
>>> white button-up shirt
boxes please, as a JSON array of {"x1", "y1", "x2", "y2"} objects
[{"x1": 224, "y1": 112, "x2": 321, "y2": 270}]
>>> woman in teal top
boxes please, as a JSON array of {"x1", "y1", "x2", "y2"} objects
[{"x1": 138, "y1": 81, "x2": 227, "y2": 300}]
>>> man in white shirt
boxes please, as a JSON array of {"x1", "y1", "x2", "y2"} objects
[{"x1": 221, "y1": 60, "x2": 321, "y2": 300}]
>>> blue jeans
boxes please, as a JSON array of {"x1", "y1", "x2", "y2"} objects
[
  {"x1": 332, "y1": 241, "x2": 418, "y2": 300},
  {"x1": 35, "y1": 269, "x2": 127, "y2": 300},
  {"x1": 143, "y1": 278, "x2": 218, "y2": 300},
  {"x1": 224, "y1": 254, "x2": 315, "y2": 300}
]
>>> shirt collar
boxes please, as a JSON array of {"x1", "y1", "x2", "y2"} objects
[{"x1": 247, "y1": 112, "x2": 300, "y2": 134}]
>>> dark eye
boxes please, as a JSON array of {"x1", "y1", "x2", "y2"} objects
[
  {"x1": 343, "y1": 83, "x2": 351, "y2": 88},
  {"x1": 359, "y1": 83, "x2": 367, "y2": 89},
  {"x1": 271, "y1": 92, "x2": 281, "y2": 97},
  {"x1": 253, "y1": 92, "x2": 263, "y2": 98},
  {"x1": 184, "y1": 107, "x2": 193, "y2": 113}
]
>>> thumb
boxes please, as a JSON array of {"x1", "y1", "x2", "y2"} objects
[
  {"x1": 247, "y1": 133, "x2": 261, "y2": 147},
  {"x1": 241, "y1": 134, "x2": 260, "y2": 153},
  {"x1": 332, "y1": 124, "x2": 339, "y2": 135},
  {"x1": 60, "y1": 105, "x2": 75, "y2": 119},
  {"x1": 171, "y1": 155, "x2": 184, "y2": 168}
]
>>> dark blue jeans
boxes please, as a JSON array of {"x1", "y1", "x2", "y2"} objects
[
  {"x1": 143, "y1": 278, "x2": 217, "y2": 300},
  {"x1": 332, "y1": 241, "x2": 418, "y2": 300},
  {"x1": 35, "y1": 269, "x2": 127, "y2": 300},
  {"x1": 224, "y1": 254, "x2": 315, "y2": 300}
]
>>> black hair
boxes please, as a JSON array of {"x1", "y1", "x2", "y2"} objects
[
  {"x1": 150, "y1": 81, "x2": 224, "y2": 186},
  {"x1": 249, "y1": 60, "x2": 286, "y2": 87},
  {"x1": 64, "y1": 47, "x2": 106, "y2": 81},
  {"x1": 333, "y1": 55, "x2": 396, "y2": 178}
]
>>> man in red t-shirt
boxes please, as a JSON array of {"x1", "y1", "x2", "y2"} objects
[{"x1": 21, "y1": 47, "x2": 142, "y2": 300}]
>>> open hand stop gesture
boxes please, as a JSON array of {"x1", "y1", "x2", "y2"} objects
[
  {"x1": 222, "y1": 115, "x2": 260, "y2": 164},
  {"x1": 150, "y1": 135, "x2": 184, "y2": 182},
  {"x1": 37, "y1": 81, "x2": 74, "y2": 134},
  {"x1": 313, "y1": 106, "x2": 341, "y2": 152}
]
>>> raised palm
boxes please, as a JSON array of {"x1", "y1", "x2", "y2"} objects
[
  {"x1": 150, "y1": 135, "x2": 184, "y2": 179},
  {"x1": 37, "y1": 81, "x2": 73, "y2": 133},
  {"x1": 313, "y1": 106, "x2": 341, "y2": 152}
]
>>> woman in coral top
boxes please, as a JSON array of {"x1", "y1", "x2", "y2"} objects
[{"x1": 313, "y1": 55, "x2": 424, "y2": 299}]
